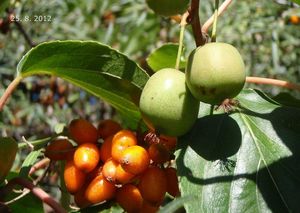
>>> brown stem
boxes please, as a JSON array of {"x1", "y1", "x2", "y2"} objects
[
  {"x1": 0, "y1": 76, "x2": 22, "y2": 111},
  {"x1": 29, "y1": 158, "x2": 51, "y2": 176},
  {"x1": 0, "y1": 177, "x2": 67, "y2": 213},
  {"x1": 13, "y1": 21, "x2": 35, "y2": 47},
  {"x1": 202, "y1": 0, "x2": 233, "y2": 33},
  {"x1": 246, "y1": 76, "x2": 300, "y2": 91},
  {"x1": 189, "y1": 0, "x2": 206, "y2": 46}
]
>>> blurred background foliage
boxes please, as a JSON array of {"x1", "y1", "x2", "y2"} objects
[{"x1": 0, "y1": 0, "x2": 299, "y2": 140}]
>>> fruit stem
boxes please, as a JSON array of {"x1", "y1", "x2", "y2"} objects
[
  {"x1": 211, "y1": 0, "x2": 219, "y2": 42},
  {"x1": 189, "y1": 0, "x2": 207, "y2": 46},
  {"x1": 0, "y1": 76, "x2": 22, "y2": 112},
  {"x1": 202, "y1": 0, "x2": 233, "y2": 33},
  {"x1": 175, "y1": 12, "x2": 189, "y2": 70},
  {"x1": 246, "y1": 76, "x2": 300, "y2": 91}
]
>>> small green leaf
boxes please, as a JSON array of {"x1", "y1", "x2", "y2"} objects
[
  {"x1": 54, "y1": 123, "x2": 66, "y2": 134},
  {"x1": 146, "y1": 43, "x2": 186, "y2": 72},
  {"x1": 17, "y1": 40, "x2": 150, "y2": 128},
  {"x1": 0, "y1": 137, "x2": 18, "y2": 184},
  {"x1": 177, "y1": 89, "x2": 300, "y2": 213},
  {"x1": 19, "y1": 150, "x2": 42, "y2": 178}
]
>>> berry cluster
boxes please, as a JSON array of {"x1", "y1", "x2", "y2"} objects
[{"x1": 45, "y1": 118, "x2": 179, "y2": 212}]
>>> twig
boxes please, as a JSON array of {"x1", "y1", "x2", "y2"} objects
[
  {"x1": 175, "y1": 12, "x2": 189, "y2": 70},
  {"x1": 29, "y1": 158, "x2": 51, "y2": 176},
  {"x1": 246, "y1": 76, "x2": 300, "y2": 91},
  {"x1": 0, "y1": 76, "x2": 22, "y2": 112},
  {"x1": 21, "y1": 136, "x2": 34, "y2": 151},
  {"x1": 0, "y1": 177, "x2": 67, "y2": 213},
  {"x1": 13, "y1": 21, "x2": 35, "y2": 47},
  {"x1": 202, "y1": 0, "x2": 233, "y2": 33},
  {"x1": 188, "y1": 0, "x2": 207, "y2": 46}
]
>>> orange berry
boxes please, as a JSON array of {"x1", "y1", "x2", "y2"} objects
[
  {"x1": 120, "y1": 146, "x2": 150, "y2": 175},
  {"x1": 140, "y1": 201, "x2": 160, "y2": 213},
  {"x1": 159, "y1": 135, "x2": 177, "y2": 151},
  {"x1": 64, "y1": 160, "x2": 86, "y2": 194},
  {"x1": 111, "y1": 130, "x2": 137, "y2": 162},
  {"x1": 116, "y1": 184, "x2": 143, "y2": 213},
  {"x1": 69, "y1": 118, "x2": 98, "y2": 145},
  {"x1": 148, "y1": 143, "x2": 170, "y2": 164},
  {"x1": 290, "y1": 15, "x2": 300, "y2": 24},
  {"x1": 74, "y1": 185, "x2": 91, "y2": 208},
  {"x1": 138, "y1": 167, "x2": 167, "y2": 205},
  {"x1": 98, "y1": 119, "x2": 122, "y2": 139},
  {"x1": 115, "y1": 164, "x2": 135, "y2": 184},
  {"x1": 165, "y1": 167, "x2": 180, "y2": 197},
  {"x1": 85, "y1": 174, "x2": 116, "y2": 204},
  {"x1": 45, "y1": 139, "x2": 74, "y2": 161},
  {"x1": 100, "y1": 135, "x2": 113, "y2": 163},
  {"x1": 102, "y1": 158, "x2": 118, "y2": 182},
  {"x1": 74, "y1": 143, "x2": 100, "y2": 173}
]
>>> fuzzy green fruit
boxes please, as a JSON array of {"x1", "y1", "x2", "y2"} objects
[
  {"x1": 139, "y1": 68, "x2": 199, "y2": 136},
  {"x1": 186, "y1": 42, "x2": 246, "y2": 105},
  {"x1": 146, "y1": 0, "x2": 190, "y2": 17}
]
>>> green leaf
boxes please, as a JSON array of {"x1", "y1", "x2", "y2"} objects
[
  {"x1": 17, "y1": 40, "x2": 149, "y2": 128},
  {"x1": 0, "y1": 0, "x2": 10, "y2": 15},
  {"x1": 272, "y1": 92, "x2": 300, "y2": 108},
  {"x1": 8, "y1": 193, "x2": 43, "y2": 213},
  {"x1": 176, "y1": 89, "x2": 300, "y2": 213},
  {"x1": 19, "y1": 150, "x2": 42, "y2": 178},
  {"x1": 291, "y1": 0, "x2": 300, "y2": 5},
  {"x1": 0, "y1": 137, "x2": 18, "y2": 184},
  {"x1": 146, "y1": 43, "x2": 186, "y2": 72}
]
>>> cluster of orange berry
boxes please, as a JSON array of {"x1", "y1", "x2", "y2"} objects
[{"x1": 44, "y1": 118, "x2": 179, "y2": 212}]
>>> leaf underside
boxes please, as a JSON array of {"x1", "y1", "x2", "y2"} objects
[{"x1": 176, "y1": 89, "x2": 300, "y2": 213}]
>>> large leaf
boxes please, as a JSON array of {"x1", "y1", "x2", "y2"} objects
[
  {"x1": 0, "y1": 137, "x2": 18, "y2": 184},
  {"x1": 146, "y1": 43, "x2": 186, "y2": 72},
  {"x1": 17, "y1": 40, "x2": 149, "y2": 127},
  {"x1": 176, "y1": 89, "x2": 300, "y2": 213}
]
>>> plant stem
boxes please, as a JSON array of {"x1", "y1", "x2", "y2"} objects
[
  {"x1": 0, "y1": 177, "x2": 67, "y2": 213},
  {"x1": 202, "y1": 0, "x2": 233, "y2": 33},
  {"x1": 211, "y1": 0, "x2": 219, "y2": 42},
  {"x1": 0, "y1": 76, "x2": 22, "y2": 112},
  {"x1": 18, "y1": 137, "x2": 52, "y2": 149},
  {"x1": 189, "y1": 0, "x2": 207, "y2": 46},
  {"x1": 175, "y1": 12, "x2": 189, "y2": 70},
  {"x1": 246, "y1": 76, "x2": 300, "y2": 91}
]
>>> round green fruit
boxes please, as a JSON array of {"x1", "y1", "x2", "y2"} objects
[
  {"x1": 139, "y1": 68, "x2": 199, "y2": 137},
  {"x1": 185, "y1": 42, "x2": 246, "y2": 105},
  {"x1": 146, "y1": 0, "x2": 190, "y2": 17}
]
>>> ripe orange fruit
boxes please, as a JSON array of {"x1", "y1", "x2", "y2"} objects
[
  {"x1": 102, "y1": 158, "x2": 118, "y2": 182},
  {"x1": 69, "y1": 118, "x2": 98, "y2": 145},
  {"x1": 74, "y1": 185, "x2": 91, "y2": 208},
  {"x1": 85, "y1": 174, "x2": 116, "y2": 204},
  {"x1": 140, "y1": 201, "x2": 160, "y2": 213},
  {"x1": 165, "y1": 167, "x2": 180, "y2": 197},
  {"x1": 74, "y1": 143, "x2": 100, "y2": 173},
  {"x1": 98, "y1": 119, "x2": 122, "y2": 139},
  {"x1": 115, "y1": 164, "x2": 135, "y2": 184},
  {"x1": 148, "y1": 143, "x2": 170, "y2": 164},
  {"x1": 290, "y1": 15, "x2": 300, "y2": 24},
  {"x1": 138, "y1": 167, "x2": 167, "y2": 205},
  {"x1": 100, "y1": 135, "x2": 113, "y2": 163},
  {"x1": 45, "y1": 138, "x2": 74, "y2": 161},
  {"x1": 160, "y1": 135, "x2": 177, "y2": 151},
  {"x1": 120, "y1": 145, "x2": 150, "y2": 175},
  {"x1": 116, "y1": 184, "x2": 143, "y2": 213},
  {"x1": 111, "y1": 130, "x2": 137, "y2": 162},
  {"x1": 64, "y1": 160, "x2": 86, "y2": 194}
]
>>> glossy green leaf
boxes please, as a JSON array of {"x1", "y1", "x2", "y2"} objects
[
  {"x1": 176, "y1": 89, "x2": 300, "y2": 213},
  {"x1": 8, "y1": 193, "x2": 43, "y2": 213},
  {"x1": 272, "y1": 92, "x2": 300, "y2": 108},
  {"x1": 0, "y1": 137, "x2": 18, "y2": 184},
  {"x1": 19, "y1": 150, "x2": 42, "y2": 178},
  {"x1": 146, "y1": 43, "x2": 186, "y2": 72},
  {"x1": 17, "y1": 40, "x2": 149, "y2": 128}
]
